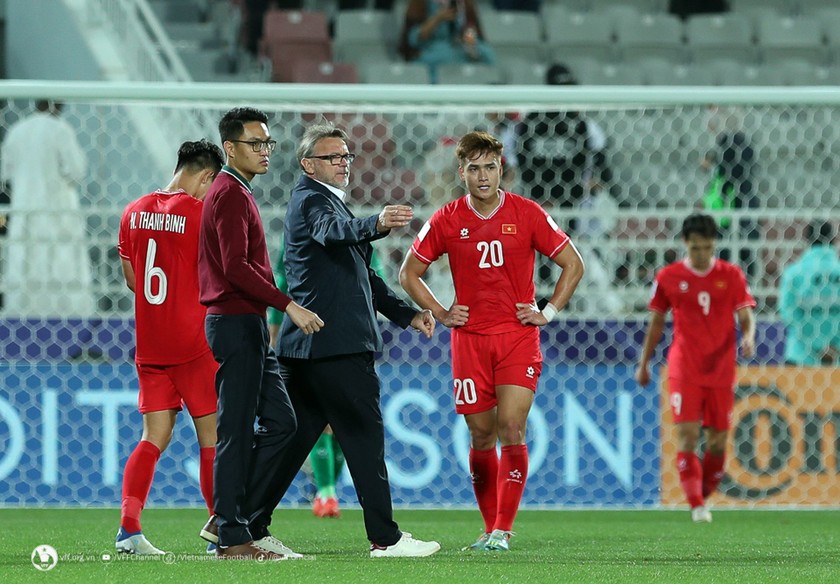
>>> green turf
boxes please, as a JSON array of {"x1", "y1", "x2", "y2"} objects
[{"x1": 2, "y1": 508, "x2": 838, "y2": 583}]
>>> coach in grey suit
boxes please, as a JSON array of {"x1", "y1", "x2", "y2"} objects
[{"x1": 244, "y1": 121, "x2": 441, "y2": 558}]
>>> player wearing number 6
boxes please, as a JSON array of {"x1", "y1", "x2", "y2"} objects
[
  {"x1": 116, "y1": 140, "x2": 224, "y2": 555},
  {"x1": 400, "y1": 131, "x2": 584, "y2": 551},
  {"x1": 635, "y1": 213, "x2": 756, "y2": 523}
]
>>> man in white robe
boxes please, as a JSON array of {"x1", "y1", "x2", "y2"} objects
[{"x1": 1, "y1": 100, "x2": 92, "y2": 316}]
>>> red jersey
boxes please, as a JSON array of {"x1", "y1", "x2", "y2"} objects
[
  {"x1": 648, "y1": 258, "x2": 756, "y2": 386},
  {"x1": 411, "y1": 191, "x2": 569, "y2": 335},
  {"x1": 118, "y1": 190, "x2": 210, "y2": 365}
]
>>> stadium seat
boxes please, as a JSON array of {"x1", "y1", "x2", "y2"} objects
[
  {"x1": 817, "y1": 8, "x2": 840, "y2": 63},
  {"x1": 270, "y1": 42, "x2": 332, "y2": 82},
  {"x1": 179, "y1": 48, "x2": 231, "y2": 82},
  {"x1": 304, "y1": 0, "x2": 340, "y2": 21},
  {"x1": 481, "y1": 11, "x2": 545, "y2": 63},
  {"x1": 718, "y1": 62, "x2": 785, "y2": 86},
  {"x1": 615, "y1": 13, "x2": 686, "y2": 62},
  {"x1": 334, "y1": 10, "x2": 398, "y2": 63},
  {"x1": 544, "y1": 8, "x2": 616, "y2": 63},
  {"x1": 685, "y1": 13, "x2": 757, "y2": 64},
  {"x1": 261, "y1": 9, "x2": 331, "y2": 56},
  {"x1": 360, "y1": 62, "x2": 430, "y2": 84},
  {"x1": 541, "y1": 0, "x2": 592, "y2": 11},
  {"x1": 598, "y1": 4, "x2": 641, "y2": 29},
  {"x1": 163, "y1": 22, "x2": 219, "y2": 51},
  {"x1": 755, "y1": 14, "x2": 826, "y2": 64},
  {"x1": 801, "y1": 1, "x2": 840, "y2": 23},
  {"x1": 606, "y1": 0, "x2": 669, "y2": 13},
  {"x1": 640, "y1": 59, "x2": 718, "y2": 86},
  {"x1": 777, "y1": 59, "x2": 826, "y2": 85},
  {"x1": 730, "y1": 0, "x2": 796, "y2": 17},
  {"x1": 287, "y1": 60, "x2": 358, "y2": 83},
  {"x1": 575, "y1": 61, "x2": 644, "y2": 85},
  {"x1": 436, "y1": 63, "x2": 504, "y2": 85},
  {"x1": 503, "y1": 61, "x2": 549, "y2": 85},
  {"x1": 148, "y1": 0, "x2": 207, "y2": 23}
]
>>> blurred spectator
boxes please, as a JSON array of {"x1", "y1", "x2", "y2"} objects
[
  {"x1": 242, "y1": 0, "x2": 280, "y2": 56},
  {"x1": 778, "y1": 221, "x2": 840, "y2": 366},
  {"x1": 701, "y1": 106, "x2": 758, "y2": 279},
  {"x1": 516, "y1": 63, "x2": 614, "y2": 287},
  {"x1": 669, "y1": 0, "x2": 728, "y2": 19},
  {"x1": 0, "y1": 100, "x2": 93, "y2": 317},
  {"x1": 517, "y1": 63, "x2": 611, "y2": 225},
  {"x1": 493, "y1": 0, "x2": 540, "y2": 10},
  {"x1": 485, "y1": 112, "x2": 521, "y2": 191},
  {"x1": 399, "y1": 0, "x2": 496, "y2": 83},
  {"x1": 574, "y1": 182, "x2": 625, "y2": 315},
  {"x1": 339, "y1": 0, "x2": 395, "y2": 7}
]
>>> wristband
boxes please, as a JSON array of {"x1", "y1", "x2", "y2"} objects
[{"x1": 541, "y1": 302, "x2": 558, "y2": 322}]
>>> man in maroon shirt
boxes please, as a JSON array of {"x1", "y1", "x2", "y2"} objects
[{"x1": 198, "y1": 107, "x2": 323, "y2": 560}]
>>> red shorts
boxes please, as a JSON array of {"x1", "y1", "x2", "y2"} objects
[
  {"x1": 136, "y1": 350, "x2": 218, "y2": 417},
  {"x1": 451, "y1": 327, "x2": 542, "y2": 415},
  {"x1": 667, "y1": 377, "x2": 734, "y2": 430}
]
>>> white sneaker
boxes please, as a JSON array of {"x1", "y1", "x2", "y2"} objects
[
  {"x1": 254, "y1": 535, "x2": 305, "y2": 559},
  {"x1": 691, "y1": 506, "x2": 712, "y2": 523},
  {"x1": 115, "y1": 528, "x2": 166, "y2": 555},
  {"x1": 370, "y1": 533, "x2": 441, "y2": 558}
]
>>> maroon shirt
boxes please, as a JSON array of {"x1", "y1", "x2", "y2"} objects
[{"x1": 198, "y1": 166, "x2": 290, "y2": 315}]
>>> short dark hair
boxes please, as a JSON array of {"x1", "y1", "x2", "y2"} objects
[
  {"x1": 455, "y1": 131, "x2": 503, "y2": 164},
  {"x1": 175, "y1": 139, "x2": 224, "y2": 173},
  {"x1": 218, "y1": 107, "x2": 269, "y2": 143},
  {"x1": 806, "y1": 220, "x2": 835, "y2": 245},
  {"x1": 681, "y1": 213, "x2": 718, "y2": 240}
]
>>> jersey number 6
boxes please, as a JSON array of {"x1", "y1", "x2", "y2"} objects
[{"x1": 143, "y1": 238, "x2": 168, "y2": 305}]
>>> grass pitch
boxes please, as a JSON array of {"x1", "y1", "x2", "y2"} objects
[{"x1": 3, "y1": 508, "x2": 838, "y2": 583}]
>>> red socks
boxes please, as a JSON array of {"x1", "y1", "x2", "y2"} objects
[
  {"x1": 200, "y1": 446, "x2": 215, "y2": 516},
  {"x1": 469, "y1": 447, "x2": 499, "y2": 533},
  {"x1": 120, "y1": 440, "x2": 161, "y2": 533},
  {"x1": 676, "y1": 451, "x2": 704, "y2": 508},
  {"x1": 494, "y1": 444, "x2": 528, "y2": 532},
  {"x1": 702, "y1": 451, "x2": 725, "y2": 498}
]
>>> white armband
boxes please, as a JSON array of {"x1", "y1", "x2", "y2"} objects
[{"x1": 541, "y1": 302, "x2": 558, "y2": 322}]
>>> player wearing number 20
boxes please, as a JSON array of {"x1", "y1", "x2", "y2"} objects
[
  {"x1": 400, "y1": 131, "x2": 584, "y2": 551},
  {"x1": 115, "y1": 140, "x2": 224, "y2": 555},
  {"x1": 636, "y1": 213, "x2": 756, "y2": 524}
]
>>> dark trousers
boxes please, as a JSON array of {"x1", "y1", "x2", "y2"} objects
[
  {"x1": 205, "y1": 313, "x2": 297, "y2": 547},
  {"x1": 247, "y1": 352, "x2": 401, "y2": 547}
]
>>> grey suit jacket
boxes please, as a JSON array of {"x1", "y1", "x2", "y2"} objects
[{"x1": 277, "y1": 175, "x2": 417, "y2": 359}]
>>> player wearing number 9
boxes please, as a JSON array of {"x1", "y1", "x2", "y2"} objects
[
  {"x1": 400, "y1": 131, "x2": 584, "y2": 551},
  {"x1": 635, "y1": 213, "x2": 756, "y2": 524},
  {"x1": 115, "y1": 140, "x2": 224, "y2": 555}
]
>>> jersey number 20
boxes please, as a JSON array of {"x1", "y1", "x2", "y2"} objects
[
  {"x1": 454, "y1": 378, "x2": 478, "y2": 405},
  {"x1": 477, "y1": 240, "x2": 504, "y2": 268}
]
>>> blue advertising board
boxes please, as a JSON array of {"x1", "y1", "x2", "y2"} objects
[{"x1": 0, "y1": 319, "x2": 783, "y2": 508}]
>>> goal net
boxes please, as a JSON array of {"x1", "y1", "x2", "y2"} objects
[{"x1": 0, "y1": 81, "x2": 837, "y2": 509}]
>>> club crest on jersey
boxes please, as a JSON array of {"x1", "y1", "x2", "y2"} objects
[
  {"x1": 679, "y1": 281, "x2": 689, "y2": 292},
  {"x1": 715, "y1": 280, "x2": 727, "y2": 289},
  {"x1": 460, "y1": 228, "x2": 469, "y2": 239},
  {"x1": 502, "y1": 224, "x2": 517, "y2": 235}
]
